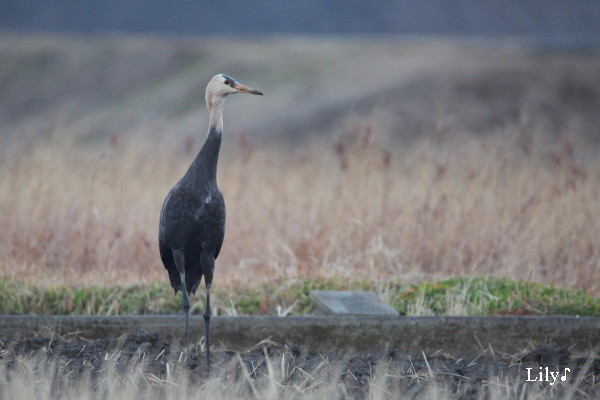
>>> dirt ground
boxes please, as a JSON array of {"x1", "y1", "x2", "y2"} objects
[{"x1": 1, "y1": 333, "x2": 598, "y2": 399}]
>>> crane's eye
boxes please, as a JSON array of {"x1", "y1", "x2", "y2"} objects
[{"x1": 224, "y1": 80, "x2": 231, "y2": 85}]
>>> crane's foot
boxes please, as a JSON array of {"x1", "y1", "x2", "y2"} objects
[{"x1": 185, "y1": 348, "x2": 196, "y2": 366}]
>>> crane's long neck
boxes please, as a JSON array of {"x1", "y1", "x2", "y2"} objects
[
  {"x1": 208, "y1": 96, "x2": 224, "y2": 133},
  {"x1": 186, "y1": 97, "x2": 224, "y2": 186}
]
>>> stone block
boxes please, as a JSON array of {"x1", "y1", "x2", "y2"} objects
[{"x1": 310, "y1": 290, "x2": 399, "y2": 316}]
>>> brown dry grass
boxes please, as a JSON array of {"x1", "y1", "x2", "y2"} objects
[{"x1": 1, "y1": 128, "x2": 599, "y2": 294}]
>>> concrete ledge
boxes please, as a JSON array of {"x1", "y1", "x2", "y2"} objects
[{"x1": 0, "y1": 315, "x2": 598, "y2": 356}]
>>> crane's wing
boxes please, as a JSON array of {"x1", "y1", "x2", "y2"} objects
[
  {"x1": 214, "y1": 242, "x2": 222, "y2": 259},
  {"x1": 159, "y1": 238, "x2": 182, "y2": 293}
]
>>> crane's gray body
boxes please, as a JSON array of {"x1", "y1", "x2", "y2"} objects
[{"x1": 158, "y1": 126, "x2": 224, "y2": 295}]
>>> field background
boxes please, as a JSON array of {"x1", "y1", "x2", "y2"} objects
[{"x1": 0, "y1": 34, "x2": 599, "y2": 315}]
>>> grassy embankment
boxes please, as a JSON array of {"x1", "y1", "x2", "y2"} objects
[{"x1": 0, "y1": 276, "x2": 599, "y2": 316}]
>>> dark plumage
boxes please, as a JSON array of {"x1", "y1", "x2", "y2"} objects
[{"x1": 158, "y1": 74, "x2": 262, "y2": 370}]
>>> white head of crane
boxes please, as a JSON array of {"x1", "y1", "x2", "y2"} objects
[{"x1": 205, "y1": 74, "x2": 262, "y2": 131}]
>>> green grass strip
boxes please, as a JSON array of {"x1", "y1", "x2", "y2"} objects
[{"x1": 0, "y1": 277, "x2": 597, "y2": 316}]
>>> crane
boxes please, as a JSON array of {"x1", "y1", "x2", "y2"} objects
[{"x1": 159, "y1": 74, "x2": 262, "y2": 369}]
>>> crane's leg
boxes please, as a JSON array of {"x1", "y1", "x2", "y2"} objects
[
  {"x1": 201, "y1": 250, "x2": 215, "y2": 371},
  {"x1": 204, "y1": 282, "x2": 212, "y2": 371},
  {"x1": 173, "y1": 249, "x2": 190, "y2": 351}
]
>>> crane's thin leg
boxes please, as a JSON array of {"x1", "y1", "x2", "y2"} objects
[
  {"x1": 173, "y1": 249, "x2": 190, "y2": 351},
  {"x1": 201, "y1": 250, "x2": 215, "y2": 372},
  {"x1": 182, "y1": 277, "x2": 190, "y2": 350},
  {"x1": 204, "y1": 283, "x2": 212, "y2": 371}
]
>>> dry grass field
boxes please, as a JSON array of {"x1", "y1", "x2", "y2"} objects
[{"x1": 1, "y1": 126, "x2": 598, "y2": 295}]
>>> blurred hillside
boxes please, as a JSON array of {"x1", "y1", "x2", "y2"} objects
[{"x1": 1, "y1": 35, "x2": 599, "y2": 151}]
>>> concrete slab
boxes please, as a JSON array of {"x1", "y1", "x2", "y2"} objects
[
  {"x1": 310, "y1": 290, "x2": 399, "y2": 316},
  {"x1": 0, "y1": 315, "x2": 598, "y2": 356}
]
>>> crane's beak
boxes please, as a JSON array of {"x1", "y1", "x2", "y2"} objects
[{"x1": 234, "y1": 82, "x2": 263, "y2": 95}]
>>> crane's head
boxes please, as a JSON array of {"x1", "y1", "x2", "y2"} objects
[{"x1": 205, "y1": 74, "x2": 262, "y2": 109}]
